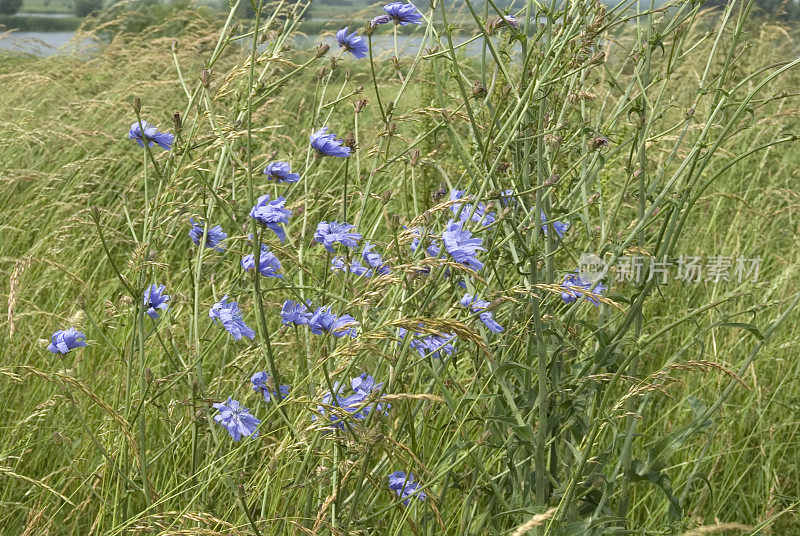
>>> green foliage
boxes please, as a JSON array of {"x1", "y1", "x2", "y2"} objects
[
  {"x1": 73, "y1": 0, "x2": 102, "y2": 17},
  {"x1": 0, "y1": 13, "x2": 81, "y2": 29},
  {"x1": 0, "y1": 0, "x2": 23, "y2": 15}
]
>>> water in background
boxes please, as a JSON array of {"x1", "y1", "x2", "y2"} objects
[
  {"x1": 0, "y1": 28, "x2": 502, "y2": 58},
  {"x1": 0, "y1": 32, "x2": 77, "y2": 56}
]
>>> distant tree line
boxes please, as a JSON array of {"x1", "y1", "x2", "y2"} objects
[
  {"x1": 0, "y1": 0, "x2": 102, "y2": 16},
  {"x1": 694, "y1": 0, "x2": 800, "y2": 19},
  {"x1": 2, "y1": 0, "x2": 799, "y2": 22}
]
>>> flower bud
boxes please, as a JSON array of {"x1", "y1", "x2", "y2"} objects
[
  {"x1": 200, "y1": 69, "x2": 211, "y2": 89},
  {"x1": 471, "y1": 81, "x2": 487, "y2": 99},
  {"x1": 316, "y1": 44, "x2": 330, "y2": 58},
  {"x1": 589, "y1": 136, "x2": 609, "y2": 150},
  {"x1": 408, "y1": 148, "x2": 420, "y2": 167}
]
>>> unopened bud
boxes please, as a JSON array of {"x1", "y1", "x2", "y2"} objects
[
  {"x1": 408, "y1": 148, "x2": 420, "y2": 167},
  {"x1": 354, "y1": 99, "x2": 368, "y2": 114},
  {"x1": 200, "y1": 69, "x2": 211, "y2": 89},
  {"x1": 544, "y1": 134, "x2": 562, "y2": 148},
  {"x1": 590, "y1": 51, "x2": 605, "y2": 65},
  {"x1": 471, "y1": 81, "x2": 487, "y2": 99},
  {"x1": 316, "y1": 44, "x2": 330, "y2": 58},
  {"x1": 344, "y1": 131, "x2": 356, "y2": 150},
  {"x1": 132, "y1": 97, "x2": 141, "y2": 113},
  {"x1": 589, "y1": 136, "x2": 609, "y2": 150},
  {"x1": 544, "y1": 174, "x2": 560, "y2": 186}
]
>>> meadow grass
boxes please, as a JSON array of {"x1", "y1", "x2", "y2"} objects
[{"x1": 1, "y1": 0, "x2": 800, "y2": 534}]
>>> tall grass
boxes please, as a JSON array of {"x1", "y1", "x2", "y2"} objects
[{"x1": 1, "y1": 0, "x2": 800, "y2": 534}]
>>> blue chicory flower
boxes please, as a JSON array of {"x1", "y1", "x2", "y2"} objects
[
  {"x1": 213, "y1": 397, "x2": 261, "y2": 441},
  {"x1": 314, "y1": 221, "x2": 362, "y2": 253},
  {"x1": 189, "y1": 218, "x2": 227, "y2": 252},
  {"x1": 411, "y1": 227, "x2": 441, "y2": 257},
  {"x1": 249, "y1": 194, "x2": 292, "y2": 243},
  {"x1": 500, "y1": 15, "x2": 518, "y2": 29},
  {"x1": 362, "y1": 242, "x2": 391, "y2": 276},
  {"x1": 560, "y1": 274, "x2": 607, "y2": 306},
  {"x1": 336, "y1": 27, "x2": 369, "y2": 59},
  {"x1": 409, "y1": 227, "x2": 441, "y2": 258},
  {"x1": 309, "y1": 306, "x2": 359, "y2": 338},
  {"x1": 128, "y1": 120, "x2": 174, "y2": 151},
  {"x1": 499, "y1": 188, "x2": 516, "y2": 207},
  {"x1": 264, "y1": 161, "x2": 300, "y2": 183},
  {"x1": 442, "y1": 219, "x2": 486, "y2": 271},
  {"x1": 209, "y1": 295, "x2": 256, "y2": 341},
  {"x1": 251, "y1": 371, "x2": 290, "y2": 402},
  {"x1": 398, "y1": 327, "x2": 456, "y2": 359},
  {"x1": 388, "y1": 471, "x2": 427, "y2": 506},
  {"x1": 143, "y1": 283, "x2": 170, "y2": 319},
  {"x1": 281, "y1": 299, "x2": 313, "y2": 326},
  {"x1": 241, "y1": 244, "x2": 283, "y2": 278},
  {"x1": 449, "y1": 189, "x2": 496, "y2": 226},
  {"x1": 383, "y1": 2, "x2": 423, "y2": 25},
  {"x1": 370, "y1": 14, "x2": 391, "y2": 26},
  {"x1": 310, "y1": 127, "x2": 351, "y2": 158},
  {"x1": 316, "y1": 373, "x2": 389, "y2": 429},
  {"x1": 540, "y1": 211, "x2": 569, "y2": 239},
  {"x1": 331, "y1": 256, "x2": 372, "y2": 277},
  {"x1": 460, "y1": 294, "x2": 504, "y2": 333},
  {"x1": 331, "y1": 242, "x2": 390, "y2": 278},
  {"x1": 47, "y1": 328, "x2": 87, "y2": 354}
]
